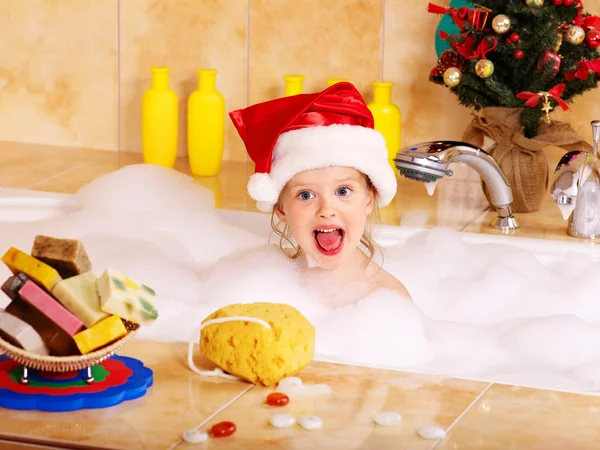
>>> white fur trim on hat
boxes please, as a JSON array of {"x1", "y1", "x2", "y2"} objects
[{"x1": 247, "y1": 124, "x2": 397, "y2": 211}]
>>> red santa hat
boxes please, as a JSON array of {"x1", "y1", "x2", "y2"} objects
[{"x1": 229, "y1": 82, "x2": 397, "y2": 212}]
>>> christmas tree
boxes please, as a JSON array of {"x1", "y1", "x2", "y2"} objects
[{"x1": 429, "y1": 0, "x2": 600, "y2": 138}]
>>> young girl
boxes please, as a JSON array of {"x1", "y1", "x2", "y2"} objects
[{"x1": 230, "y1": 82, "x2": 410, "y2": 303}]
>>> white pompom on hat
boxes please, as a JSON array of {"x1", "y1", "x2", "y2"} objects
[{"x1": 230, "y1": 82, "x2": 397, "y2": 213}]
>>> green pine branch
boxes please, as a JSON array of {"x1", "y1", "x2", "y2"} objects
[{"x1": 431, "y1": 0, "x2": 600, "y2": 137}]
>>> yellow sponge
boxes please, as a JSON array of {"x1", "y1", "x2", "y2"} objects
[{"x1": 200, "y1": 303, "x2": 315, "y2": 387}]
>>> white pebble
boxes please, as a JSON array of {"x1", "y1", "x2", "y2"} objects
[
  {"x1": 182, "y1": 429, "x2": 209, "y2": 444},
  {"x1": 417, "y1": 425, "x2": 447, "y2": 440},
  {"x1": 299, "y1": 415, "x2": 323, "y2": 430},
  {"x1": 373, "y1": 411, "x2": 402, "y2": 426},
  {"x1": 269, "y1": 414, "x2": 296, "y2": 429},
  {"x1": 278, "y1": 377, "x2": 303, "y2": 389}
]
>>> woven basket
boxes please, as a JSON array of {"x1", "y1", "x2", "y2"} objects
[{"x1": 0, "y1": 321, "x2": 139, "y2": 372}]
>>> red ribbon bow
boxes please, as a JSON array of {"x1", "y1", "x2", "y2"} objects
[
  {"x1": 516, "y1": 84, "x2": 569, "y2": 111},
  {"x1": 566, "y1": 58, "x2": 600, "y2": 80},
  {"x1": 471, "y1": 36, "x2": 497, "y2": 60},
  {"x1": 584, "y1": 14, "x2": 600, "y2": 30},
  {"x1": 427, "y1": 3, "x2": 488, "y2": 30},
  {"x1": 428, "y1": 3, "x2": 469, "y2": 28}
]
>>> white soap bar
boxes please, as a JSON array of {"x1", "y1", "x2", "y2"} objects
[{"x1": 52, "y1": 272, "x2": 109, "y2": 328}]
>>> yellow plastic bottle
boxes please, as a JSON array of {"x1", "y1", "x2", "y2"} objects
[
  {"x1": 187, "y1": 69, "x2": 225, "y2": 177},
  {"x1": 284, "y1": 74, "x2": 305, "y2": 96},
  {"x1": 327, "y1": 78, "x2": 347, "y2": 86},
  {"x1": 141, "y1": 67, "x2": 178, "y2": 168},
  {"x1": 367, "y1": 81, "x2": 401, "y2": 168}
]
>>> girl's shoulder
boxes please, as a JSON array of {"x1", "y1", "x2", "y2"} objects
[{"x1": 367, "y1": 262, "x2": 412, "y2": 299}]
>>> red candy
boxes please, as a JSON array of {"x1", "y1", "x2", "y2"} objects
[
  {"x1": 211, "y1": 421, "x2": 236, "y2": 438},
  {"x1": 266, "y1": 392, "x2": 290, "y2": 407}
]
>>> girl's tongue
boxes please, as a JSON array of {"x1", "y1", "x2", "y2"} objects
[{"x1": 315, "y1": 229, "x2": 343, "y2": 252}]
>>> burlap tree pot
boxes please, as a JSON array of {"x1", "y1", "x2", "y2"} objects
[{"x1": 462, "y1": 107, "x2": 593, "y2": 213}]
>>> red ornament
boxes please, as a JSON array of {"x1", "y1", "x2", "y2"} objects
[
  {"x1": 586, "y1": 29, "x2": 600, "y2": 49},
  {"x1": 564, "y1": 0, "x2": 574, "y2": 5},
  {"x1": 553, "y1": 0, "x2": 563, "y2": 4},
  {"x1": 211, "y1": 421, "x2": 236, "y2": 438},
  {"x1": 266, "y1": 392, "x2": 290, "y2": 406},
  {"x1": 509, "y1": 32, "x2": 520, "y2": 43},
  {"x1": 515, "y1": 49, "x2": 525, "y2": 59}
]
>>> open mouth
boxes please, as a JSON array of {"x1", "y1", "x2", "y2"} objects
[{"x1": 313, "y1": 228, "x2": 345, "y2": 256}]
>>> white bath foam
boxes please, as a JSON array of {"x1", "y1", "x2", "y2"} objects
[{"x1": 4, "y1": 165, "x2": 600, "y2": 394}]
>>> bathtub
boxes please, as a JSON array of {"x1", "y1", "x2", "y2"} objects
[{"x1": 1, "y1": 187, "x2": 600, "y2": 395}]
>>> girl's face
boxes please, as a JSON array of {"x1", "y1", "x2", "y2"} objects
[{"x1": 275, "y1": 167, "x2": 375, "y2": 270}]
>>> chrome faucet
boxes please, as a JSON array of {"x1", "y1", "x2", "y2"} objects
[
  {"x1": 394, "y1": 140, "x2": 518, "y2": 232},
  {"x1": 550, "y1": 121, "x2": 600, "y2": 239}
]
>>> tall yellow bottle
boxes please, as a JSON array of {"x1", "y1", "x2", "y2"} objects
[
  {"x1": 327, "y1": 78, "x2": 347, "y2": 86},
  {"x1": 142, "y1": 67, "x2": 178, "y2": 168},
  {"x1": 367, "y1": 81, "x2": 401, "y2": 168},
  {"x1": 187, "y1": 69, "x2": 225, "y2": 176},
  {"x1": 284, "y1": 75, "x2": 305, "y2": 96}
]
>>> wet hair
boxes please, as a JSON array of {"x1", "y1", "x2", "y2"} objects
[{"x1": 269, "y1": 175, "x2": 382, "y2": 266}]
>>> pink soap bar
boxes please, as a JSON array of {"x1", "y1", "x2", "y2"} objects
[{"x1": 18, "y1": 280, "x2": 84, "y2": 336}]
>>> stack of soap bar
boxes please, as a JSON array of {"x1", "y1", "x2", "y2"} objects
[
  {"x1": 6, "y1": 299, "x2": 79, "y2": 356},
  {"x1": 52, "y1": 272, "x2": 109, "y2": 328},
  {"x1": 97, "y1": 269, "x2": 158, "y2": 326},
  {"x1": 2, "y1": 247, "x2": 62, "y2": 291},
  {"x1": 73, "y1": 315, "x2": 127, "y2": 354},
  {"x1": 1, "y1": 272, "x2": 29, "y2": 301},
  {"x1": 31, "y1": 235, "x2": 92, "y2": 279},
  {"x1": 18, "y1": 280, "x2": 84, "y2": 336},
  {"x1": 0, "y1": 310, "x2": 49, "y2": 355}
]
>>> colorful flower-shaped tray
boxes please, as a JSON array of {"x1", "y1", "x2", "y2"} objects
[{"x1": 0, "y1": 354, "x2": 153, "y2": 412}]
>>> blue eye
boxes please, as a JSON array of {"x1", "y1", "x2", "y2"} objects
[
  {"x1": 336, "y1": 187, "x2": 351, "y2": 196},
  {"x1": 298, "y1": 191, "x2": 314, "y2": 201}
]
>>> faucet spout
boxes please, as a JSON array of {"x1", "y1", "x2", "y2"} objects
[
  {"x1": 394, "y1": 141, "x2": 518, "y2": 232},
  {"x1": 551, "y1": 122, "x2": 600, "y2": 239}
]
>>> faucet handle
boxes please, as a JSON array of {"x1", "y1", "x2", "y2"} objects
[{"x1": 592, "y1": 120, "x2": 600, "y2": 156}]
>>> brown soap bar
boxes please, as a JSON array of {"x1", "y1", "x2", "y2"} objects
[
  {"x1": 6, "y1": 299, "x2": 80, "y2": 356},
  {"x1": 31, "y1": 235, "x2": 92, "y2": 279},
  {"x1": 1, "y1": 272, "x2": 29, "y2": 301}
]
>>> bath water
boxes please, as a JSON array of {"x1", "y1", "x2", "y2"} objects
[{"x1": 1, "y1": 165, "x2": 600, "y2": 394}]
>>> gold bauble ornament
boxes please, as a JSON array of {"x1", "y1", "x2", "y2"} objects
[
  {"x1": 565, "y1": 25, "x2": 585, "y2": 45},
  {"x1": 443, "y1": 67, "x2": 462, "y2": 87},
  {"x1": 492, "y1": 14, "x2": 511, "y2": 34},
  {"x1": 475, "y1": 59, "x2": 495, "y2": 78},
  {"x1": 525, "y1": 0, "x2": 544, "y2": 6}
]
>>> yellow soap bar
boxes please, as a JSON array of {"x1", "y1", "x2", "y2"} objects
[
  {"x1": 1, "y1": 247, "x2": 62, "y2": 291},
  {"x1": 73, "y1": 315, "x2": 127, "y2": 354}
]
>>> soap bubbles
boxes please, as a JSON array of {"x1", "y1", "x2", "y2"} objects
[{"x1": 3, "y1": 164, "x2": 600, "y2": 393}]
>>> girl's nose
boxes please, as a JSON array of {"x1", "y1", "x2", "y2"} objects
[{"x1": 316, "y1": 198, "x2": 336, "y2": 218}]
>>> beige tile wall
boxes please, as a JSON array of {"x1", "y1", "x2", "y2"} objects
[{"x1": 2, "y1": 0, "x2": 600, "y2": 161}]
